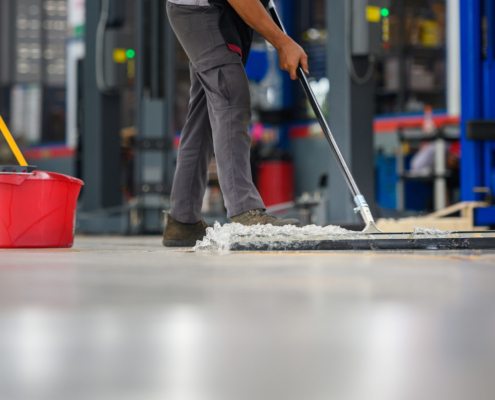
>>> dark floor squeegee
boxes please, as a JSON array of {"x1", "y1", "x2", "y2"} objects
[{"x1": 231, "y1": 2, "x2": 495, "y2": 251}]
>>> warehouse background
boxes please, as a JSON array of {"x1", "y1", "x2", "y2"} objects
[{"x1": 0, "y1": 0, "x2": 485, "y2": 233}]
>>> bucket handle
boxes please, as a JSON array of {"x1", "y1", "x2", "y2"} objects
[{"x1": 0, "y1": 114, "x2": 28, "y2": 167}]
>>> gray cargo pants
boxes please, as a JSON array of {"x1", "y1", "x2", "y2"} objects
[{"x1": 167, "y1": 2, "x2": 265, "y2": 223}]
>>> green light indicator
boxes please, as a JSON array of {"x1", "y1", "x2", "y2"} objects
[
  {"x1": 126, "y1": 49, "x2": 135, "y2": 59},
  {"x1": 381, "y1": 8, "x2": 389, "y2": 17}
]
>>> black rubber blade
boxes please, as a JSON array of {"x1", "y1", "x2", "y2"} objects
[{"x1": 231, "y1": 231, "x2": 495, "y2": 251}]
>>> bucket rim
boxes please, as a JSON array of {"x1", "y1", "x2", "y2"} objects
[
  {"x1": 0, "y1": 170, "x2": 84, "y2": 185},
  {"x1": 28, "y1": 171, "x2": 84, "y2": 185}
]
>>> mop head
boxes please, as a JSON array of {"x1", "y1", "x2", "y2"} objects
[
  {"x1": 194, "y1": 222, "x2": 357, "y2": 251},
  {"x1": 192, "y1": 222, "x2": 490, "y2": 251}
]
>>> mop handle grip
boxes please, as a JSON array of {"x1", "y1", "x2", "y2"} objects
[
  {"x1": 267, "y1": 3, "x2": 306, "y2": 91},
  {"x1": 0, "y1": 115, "x2": 28, "y2": 167}
]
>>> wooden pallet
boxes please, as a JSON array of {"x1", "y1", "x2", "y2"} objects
[{"x1": 376, "y1": 202, "x2": 489, "y2": 232}]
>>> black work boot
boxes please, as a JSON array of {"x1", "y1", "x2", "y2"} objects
[
  {"x1": 162, "y1": 214, "x2": 211, "y2": 247},
  {"x1": 231, "y1": 209, "x2": 299, "y2": 227}
]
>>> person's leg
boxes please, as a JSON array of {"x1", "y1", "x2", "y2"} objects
[
  {"x1": 196, "y1": 62, "x2": 265, "y2": 217},
  {"x1": 167, "y1": 2, "x2": 264, "y2": 219},
  {"x1": 169, "y1": 64, "x2": 213, "y2": 223}
]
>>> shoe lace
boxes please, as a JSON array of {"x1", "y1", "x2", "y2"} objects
[{"x1": 251, "y1": 209, "x2": 277, "y2": 223}]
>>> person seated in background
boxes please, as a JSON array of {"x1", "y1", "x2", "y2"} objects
[{"x1": 409, "y1": 140, "x2": 460, "y2": 207}]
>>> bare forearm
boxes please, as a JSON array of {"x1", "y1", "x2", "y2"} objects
[
  {"x1": 226, "y1": 0, "x2": 289, "y2": 50},
  {"x1": 226, "y1": 0, "x2": 309, "y2": 79}
]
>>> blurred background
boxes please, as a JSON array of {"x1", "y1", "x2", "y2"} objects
[{"x1": 0, "y1": 0, "x2": 489, "y2": 233}]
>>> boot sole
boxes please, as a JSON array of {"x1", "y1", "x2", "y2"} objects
[{"x1": 162, "y1": 239, "x2": 198, "y2": 247}]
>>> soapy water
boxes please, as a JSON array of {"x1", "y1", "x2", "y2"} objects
[
  {"x1": 194, "y1": 222, "x2": 356, "y2": 251},
  {"x1": 412, "y1": 226, "x2": 452, "y2": 236},
  {"x1": 194, "y1": 222, "x2": 452, "y2": 251}
]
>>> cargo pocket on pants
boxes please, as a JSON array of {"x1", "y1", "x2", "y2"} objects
[
  {"x1": 217, "y1": 68, "x2": 230, "y2": 104},
  {"x1": 197, "y1": 62, "x2": 250, "y2": 110}
]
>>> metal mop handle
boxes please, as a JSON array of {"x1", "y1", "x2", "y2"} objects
[{"x1": 267, "y1": 1, "x2": 380, "y2": 233}]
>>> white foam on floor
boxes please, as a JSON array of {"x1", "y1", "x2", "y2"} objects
[
  {"x1": 412, "y1": 226, "x2": 451, "y2": 236},
  {"x1": 194, "y1": 222, "x2": 358, "y2": 251},
  {"x1": 193, "y1": 223, "x2": 454, "y2": 251}
]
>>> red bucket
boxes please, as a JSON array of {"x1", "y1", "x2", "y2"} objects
[{"x1": 0, "y1": 171, "x2": 84, "y2": 248}]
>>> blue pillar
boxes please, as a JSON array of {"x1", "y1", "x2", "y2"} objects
[
  {"x1": 460, "y1": 0, "x2": 484, "y2": 200},
  {"x1": 482, "y1": 0, "x2": 495, "y2": 192}
]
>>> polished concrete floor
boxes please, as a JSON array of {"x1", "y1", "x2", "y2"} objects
[{"x1": 1, "y1": 236, "x2": 495, "y2": 400}]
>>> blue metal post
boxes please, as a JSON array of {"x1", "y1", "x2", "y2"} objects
[
  {"x1": 483, "y1": 0, "x2": 495, "y2": 194},
  {"x1": 460, "y1": 0, "x2": 484, "y2": 201},
  {"x1": 462, "y1": 0, "x2": 495, "y2": 225}
]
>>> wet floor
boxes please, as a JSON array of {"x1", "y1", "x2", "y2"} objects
[{"x1": 1, "y1": 236, "x2": 495, "y2": 400}]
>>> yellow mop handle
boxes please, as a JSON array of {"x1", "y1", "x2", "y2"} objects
[{"x1": 0, "y1": 114, "x2": 28, "y2": 166}]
